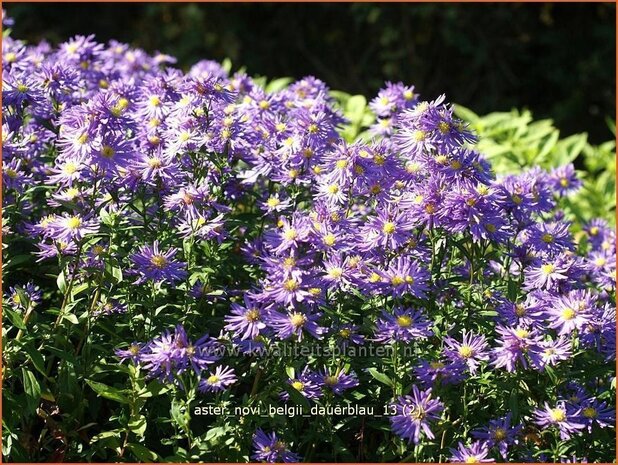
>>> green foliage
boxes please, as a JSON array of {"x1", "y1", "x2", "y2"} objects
[{"x1": 455, "y1": 105, "x2": 616, "y2": 226}]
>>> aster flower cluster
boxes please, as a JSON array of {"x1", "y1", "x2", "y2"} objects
[{"x1": 3, "y1": 16, "x2": 615, "y2": 463}]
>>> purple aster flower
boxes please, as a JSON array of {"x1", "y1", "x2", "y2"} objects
[
  {"x1": 415, "y1": 358, "x2": 467, "y2": 387},
  {"x1": 115, "y1": 342, "x2": 146, "y2": 364},
  {"x1": 523, "y1": 255, "x2": 576, "y2": 291},
  {"x1": 198, "y1": 365, "x2": 237, "y2": 393},
  {"x1": 379, "y1": 256, "x2": 430, "y2": 298},
  {"x1": 577, "y1": 398, "x2": 615, "y2": 432},
  {"x1": 315, "y1": 367, "x2": 359, "y2": 395},
  {"x1": 449, "y1": 441, "x2": 495, "y2": 463},
  {"x1": 48, "y1": 213, "x2": 99, "y2": 243},
  {"x1": 472, "y1": 413, "x2": 521, "y2": 459},
  {"x1": 524, "y1": 221, "x2": 574, "y2": 256},
  {"x1": 265, "y1": 308, "x2": 326, "y2": 341},
  {"x1": 6, "y1": 282, "x2": 42, "y2": 312},
  {"x1": 359, "y1": 207, "x2": 415, "y2": 251},
  {"x1": 281, "y1": 367, "x2": 322, "y2": 401},
  {"x1": 546, "y1": 290, "x2": 594, "y2": 336},
  {"x1": 251, "y1": 429, "x2": 301, "y2": 463},
  {"x1": 374, "y1": 307, "x2": 433, "y2": 343},
  {"x1": 333, "y1": 324, "x2": 366, "y2": 347},
  {"x1": 549, "y1": 164, "x2": 581, "y2": 196},
  {"x1": 258, "y1": 274, "x2": 312, "y2": 306},
  {"x1": 93, "y1": 300, "x2": 128, "y2": 318},
  {"x1": 389, "y1": 385, "x2": 444, "y2": 444},
  {"x1": 533, "y1": 401, "x2": 585, "y2": 440},
  {"x1": 528, "y1": 337, "x2": 572, "y2": 371},
  {"x1": 224, "y1": 293, "x2": 269, "y2": 340},
  {"x1": 491, "y1": 325, "x2": 542, "y2": 372},
  {"x1": 443, "y1": 331, "x2": 490, "y2": 374},
  {"x1": 130, "y1": 241, "x2": 187, "y2": 284}
]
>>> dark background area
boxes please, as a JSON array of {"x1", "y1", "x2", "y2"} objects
[{"x1": 5, "y1": 3, "x2": 616, "y2": 143}]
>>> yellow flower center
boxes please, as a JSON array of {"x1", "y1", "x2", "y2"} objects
[
  {"x1": 425, "y1": 203, "x2": 436, "y2": 214},
  {"x1": 147, "y1": 157, "x2": 162, "y2": 169},
  {"x1": 549, "y1": 408, "x2": 566, "y2": 422},
  {"x1": 266, "y1": 197, "x2": 280, "y2": 208},
  {"x1": 541, "y1": 264, "x2": 555, "y2": 274},
  {"x1": 207, "y1": 375, "x2": 220, "y2": 384},
  {"x1": 374, "y1": 155, "x2": 385, "y2": 166},
  {"x1": 336, "y1": 159, "x2": 348, "y2": 169},
  {"x1": 369, "y1": 272, "x2": 381, "y2": 283},
  {"x1": 430, "y1": 361, "x2": 444, "y2": 369},
  {"x1": 65, "y1": 187, "x2": 80, "y2": 199},
  {"x1": 542, "y1": 233, "x2": 554, "y2": 243},
  {"x1": 589, "y1": 226, "x2": 599, "y2": 236},
  {"x1": 339, "y1": 328, "x2": 351, "y2": 338},
  {"x1": 291, "y1": 381, "x2": 304, "y2": 391},
  {"x1": 284, "y1": 279, "x2": 299, "y2": 292},
  {"x1": 493, "y1": 428, "x2": 507, "y2": 441},
  {"x1": 396, "y1": 315, "x2": 412, "y2": 327},
  {"x1": 465, "y1": 457, "x2": 478, "y2": 464},
  {"x1": 515, "y1": 329, "x2": 529, "y2": 339},
  {"x1": 561, "y1": 308, "x2": 576, "y2": 320},
  {"x1": 63, "y1": 162, "x2": 78, "y2": 174},
  {"x1": 283, "y1": 257, "x2": 296, "y2": 268},
  {"x1": 324, "y1": 375, "x2": 338, "y2": 385},
  {"x1": 382, "y1": 222, "x2": 396, "y2": 234},
  {"x1": 414, "y1": 130, "x2": 427, "y2": 141},
  {"x1": 149, "y1": 95, "x2": 161, "y2": 107},
  {"x1": 150, "y1": 254, "x2": 168, "y2": 269},
  {"x1": 450, "y1": 160, "x2": 462, "y2": 170},
  {"x1": 245, "y1": 309, "x2": 260, "y2": 322},
  {"x1": 327, "y1": 184, "x2": 339, "y2": 194},
  {"x1": 308, "y1": 287, "x2": 321, "y2": 296},
  {"x1": 438, "y1": 121, "x2": 450, "y2": 134},
  {"x1": 403, "y1": 90, "x2": 414, "y2": 100},
  {"x1": 12, "y1": 294, "x2": 21, "y2": 305},
  {"x1": 289, "y1": 313, "x2": 306, "y2": 327},
  {"x1": 560, "y1": 178, "x2": 569, "y2": 187},
  {"x1": 66, "y1": 216, "x2": 82, "y2": 230},
  {"x1": 594, "y1": 257, "x2": 606, "y2": 267},
  {"x1": 485, "y1": 223, "x2": 497, "y2": 233},
  {"x1": 323, "y1": 234, "x2": 336, "y2": 247},
  {"x1": 5, "y1": 168, "x2": 17, "y2": 178},
  {"x1": 409, "y1": 405, "x2": 426, "y2": 420},
  {"x1": 458, "y1": 345, "x2": 474, "y2": 358},
  {"x1": 391, "y1": 276, "x2": 405, "y2": 286},
  {"x1": 582, "y1": 407, "x2": 597, "y2": 419},
  {"x1": 77, "y1": 133, "x2": 89, "y2": 145},
  {"x1": 328, "y1": 267, "x2": 343, "y2": 279},
  {"x1": 101, "y1": 145, "x2": 115, "y2": 159},
  {"x1": 284, "y1": 228, "x2": 298, "y2": 241}
]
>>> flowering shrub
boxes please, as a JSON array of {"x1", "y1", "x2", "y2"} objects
[{"x1": 2, "y1": 15, "x2": 616, "y2": 464}]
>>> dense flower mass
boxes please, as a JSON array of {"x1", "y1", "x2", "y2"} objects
[{"x1": 2, "y1": 12, "x2": 615, "y2": 463}]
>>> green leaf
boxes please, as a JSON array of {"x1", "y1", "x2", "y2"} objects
[
  {"x1": 266, "y1": 77, "x2": 293, "y2": 93},
  {"x1": 4, "y1": 308, "x2": 27, "y2": 330},
  {"x1": 453, "y1": 104, "x2": 479, "y2": 124},
  {"x1": 22, "y1": 343, "x2": 47, "y2": 378},
  {"x1": 366, "y1": 368, "x2": 393, "y2": 387},
  {"x1": 128, "y1": 414, "x2": 147, "y2": 437},
  {"x1": 57, "y1": 271, "x2": 67, "y2": 293},
  {"x1": 127, "y1": 443, "x2": 159, "y2": 462},
  {"x1": 85, "y1": 379, "x2": 130, "y2": 404},
  {"x1": 22, "y1": 368, "x2": 41, "y2": 414},
  {"x1": 62, "y1": 313, "x2": 79, "y2": 325}
]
